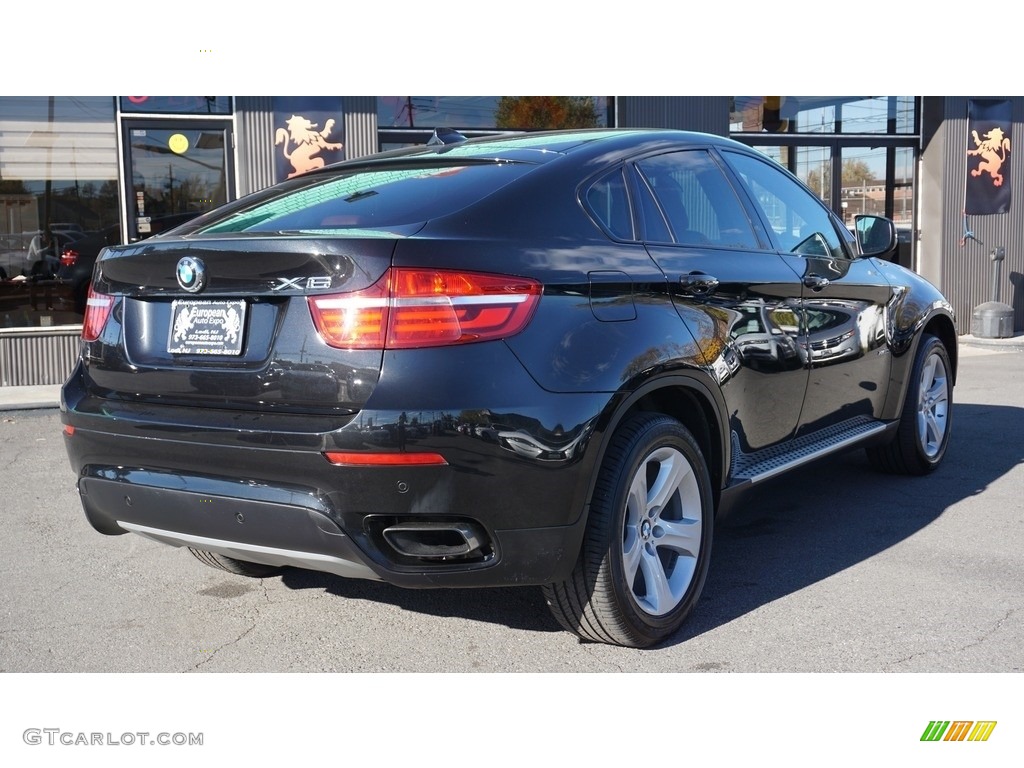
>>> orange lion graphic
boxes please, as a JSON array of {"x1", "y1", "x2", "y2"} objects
[
  {"x1": 968, "y1": 127, "x2": 1011, "y2": 187},
  {"x1": 275, "y1": 115, "x2": 343, "y2": 178}
]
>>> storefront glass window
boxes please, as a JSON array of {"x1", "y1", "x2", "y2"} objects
[
  {"x1": 730, "y1": 97, "x2": 916, "y2": 135},
  {"x1": 120, "y1": 97, "x2": 232, "y2": 114},
  {"x1": 750, "y1": 145, "x2": 834, "y2": 210},
  {"x1": 0, "y1": 97, "x2": 119, "y2": 328},
  {"x1": 378, "y1": 97, "x2": 610, "y2": 130}
]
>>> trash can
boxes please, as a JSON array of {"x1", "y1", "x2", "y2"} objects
[{"x1": 971, "y1": 301, "x2": 1014, "y2": 338}]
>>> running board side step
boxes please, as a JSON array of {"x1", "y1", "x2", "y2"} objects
[{"x1": 730, "y1": 417, "x2": 894, "y2": 485}]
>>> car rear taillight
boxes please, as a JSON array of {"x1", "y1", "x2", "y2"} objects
[
  {"x1": 60, "y1": 248, "x2": 79, "y2": 267},
  {"x1": 309, "y1": 268, "x2": 542, "y2": 350},
  {"x1": 82, "y1": 286, "x2": 113, "y2": 341}
]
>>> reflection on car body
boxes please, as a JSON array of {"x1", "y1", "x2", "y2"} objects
[
  {"x1": 728, "y1": 300, "x2": 803, "y2": 372},
  {"x1": 497, "y1": 422, "x2": 593, "y2": 462},
  {"x1": 805, "y1": 305, "x2": 860, "y2": 364},
  {"x1": 278, "y1": 362, "x2": 339, "y2": 401}
]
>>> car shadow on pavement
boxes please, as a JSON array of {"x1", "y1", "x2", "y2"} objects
[
  {"x1": 279, "y1": 570, "x2": 561, "y2": 634},
  {"x1": 280, "y1": 402, "x2": 1023, "y2": 648},
  {"x1": 675, "y1": 401, "x2": 1024, "y2": 648}
]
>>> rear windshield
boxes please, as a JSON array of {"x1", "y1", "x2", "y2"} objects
[{"x1": 198, "y1": 161, "x2": 534, "y2": 234}]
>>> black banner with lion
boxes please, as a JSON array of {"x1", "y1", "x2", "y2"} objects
[
  {"x1": 965, "y1": 99, "x2": 1012, "y2": 215},
  {"x1": 272, "y1": 97, "x2": 345, "y2": 184}
]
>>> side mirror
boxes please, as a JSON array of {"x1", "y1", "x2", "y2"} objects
[{"x1": 854, "y1": 215, "x2": 897, "y2": 260}]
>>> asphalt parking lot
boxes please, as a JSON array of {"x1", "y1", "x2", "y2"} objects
[{"x1": 1, "y1": 341, "x2": 1022, "y2": 674}]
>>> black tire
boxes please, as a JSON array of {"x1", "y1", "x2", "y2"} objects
[
  {"x1": 867, "y1": 333, "x2": 952, "y2": 475},
  {"x1": 188, "y1": 548, "x2": 283, "y2": 578},
  {"x1": 543, "y1": 413, "x2": 714, "y2": 648}
]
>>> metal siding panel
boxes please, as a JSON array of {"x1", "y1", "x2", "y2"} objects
[
  {"x1": 618, "y1": 97, "x2": 729, "y2": 135},
  {"x1": 0, "y1": 331, "x2": 80, "y2": 387},
  {"x1": 343, "y1": 97, "x2": 378, "y2": 159},
  {"x1": 235, "y1": 96, "x2": 276, "y2": 196}
]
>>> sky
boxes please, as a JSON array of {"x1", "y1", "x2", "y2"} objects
[{"x1": 6, "y1": 3, "x2": 988, "y2": 97}]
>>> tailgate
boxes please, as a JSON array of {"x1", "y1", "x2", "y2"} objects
[{"x1": 84, "y1": 235, "x2": 396, "y2": 412}]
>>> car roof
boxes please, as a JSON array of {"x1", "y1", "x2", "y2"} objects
[
  {"x1": 326, "y1": 128, "x2": 749, "y2": 172},
  {"x1": 163, "y1": 129, "x2": 765, "y2": 241}
]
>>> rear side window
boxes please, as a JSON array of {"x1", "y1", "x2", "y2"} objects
[
  {"x1": 636, "y1": 150, "x2": 758, "y2": 248},
  {"x1": 197, "y1": 162, "x2": 535, "y2": 234},
  {"x1": 585, "y1": 168, "x2": 634, "y2": 240}
]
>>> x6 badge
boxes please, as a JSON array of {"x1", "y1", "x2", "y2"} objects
[{"x1": 272, "y1": 276, "x2": 333, "y2": 291}]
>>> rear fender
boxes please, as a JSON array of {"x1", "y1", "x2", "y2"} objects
[{"x1": 580, "y1": 371, "x2": 729, "y2": 520}]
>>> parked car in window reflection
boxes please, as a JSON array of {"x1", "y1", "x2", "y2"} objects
[{"x1": 0, "y1": 231, "x2": 74, "y2": 280}]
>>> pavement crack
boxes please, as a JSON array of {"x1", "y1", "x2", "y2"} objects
[
  {"x1": 957, "y1": 607, "x2": 1017, "y2": 651},
  {"x1": 889, "y1": 607, "x2": 1017, "y2": 669},
  {"x1": 192, "y1": 610, "x2": 261, "y2": 671}
]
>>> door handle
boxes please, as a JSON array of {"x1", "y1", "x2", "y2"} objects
[
  {"x1": 803, "y1": 274, "x2": 830, "y2": 291},
  {"x1": 679, "y1": 272, "x2": 720, "y2": 296}
]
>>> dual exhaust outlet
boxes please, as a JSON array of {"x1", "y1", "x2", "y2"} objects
[{"x1": 381, "y1": 520, "x2": 489, "y2": 561}]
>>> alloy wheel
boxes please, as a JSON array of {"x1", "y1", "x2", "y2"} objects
[
  {"x1": 917, "y1": 349, "x2": 949, "y2": 458},
  {"x1": 621, "y1": 446, "x2": 703, "y2": 616}
]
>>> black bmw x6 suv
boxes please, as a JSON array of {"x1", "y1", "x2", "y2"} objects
[{"x1": 61, "y1": 129, "x2": 956, "y2": 647}]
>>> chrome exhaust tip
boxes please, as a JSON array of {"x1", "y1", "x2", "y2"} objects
[{"x1": 382, "y1": 521, "x2": 487, "y2": 560}]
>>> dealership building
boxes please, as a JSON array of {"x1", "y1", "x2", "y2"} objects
[{"x1": 1, "y1": 95, "x2": 1020, "y2": 387}]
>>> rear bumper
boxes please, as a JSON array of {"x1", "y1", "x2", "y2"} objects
[
  {"x1": 73, "y1": 463, "x2": 587, "y2": 587},
  {"x1": 77, "y1": 467, "x2": 381, "y2": 581},
  {"x1": 61, "y1": 360, "x2": 609, "y2": 588}
]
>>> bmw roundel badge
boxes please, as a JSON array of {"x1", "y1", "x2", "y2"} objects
[{"x1": 176, "y1": 256, "x2": 206, "y2": 293}]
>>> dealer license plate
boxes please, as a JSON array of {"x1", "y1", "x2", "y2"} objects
[{"x1": 167, "y1": 299, "x2": 246, "y2": 355}]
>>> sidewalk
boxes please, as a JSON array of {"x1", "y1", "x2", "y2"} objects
[
  {"x1": 1, "y1": 334, "x2": 1021, "y2": 412},
  {"x1": 957, "y1": 331, "x2": 1024, "y2": 352},
  {"x1": 0, "y1": 384, "x2": 61, "y2": 411}
]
